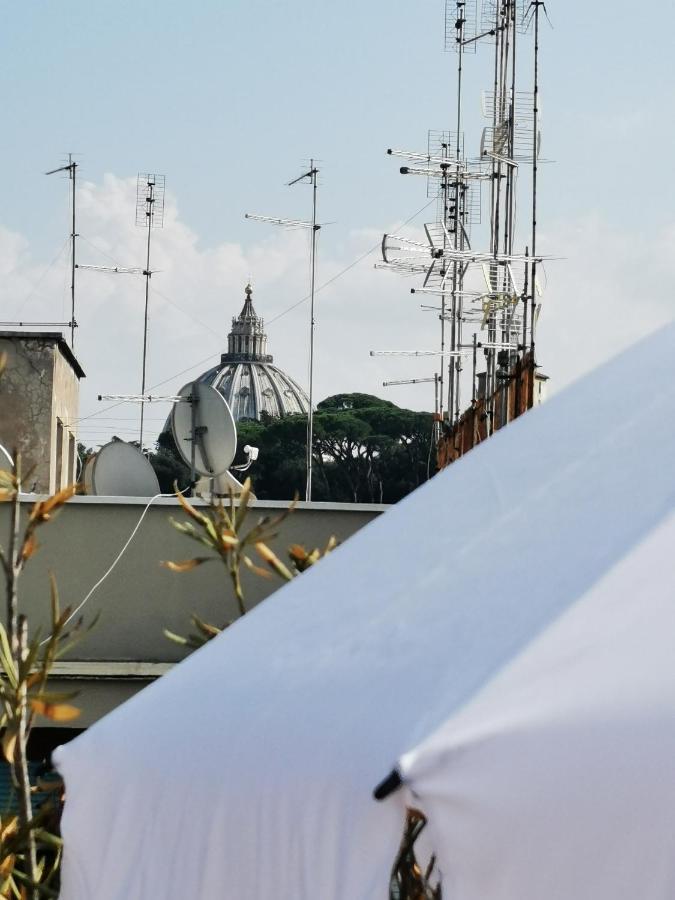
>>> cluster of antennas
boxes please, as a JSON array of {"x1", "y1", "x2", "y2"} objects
[{"x1": 376, "y1": 0, "x2": 548, "y2": 433}]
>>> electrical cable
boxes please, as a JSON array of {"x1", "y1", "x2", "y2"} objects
[
  {"x1": 267, "y1": 197, "x2": 436, "y2": 326},
  {"x1": 40, "y1": 487, "x2": 189, "y2": 644},
  {"x1": 12, "y1": 238, "x2": 70, "y2": 316}
]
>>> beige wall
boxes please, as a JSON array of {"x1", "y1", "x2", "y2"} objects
[
  {"x1": 51, "y1": 347, "x2": 80, "y2": 491},
  {"x1": 0, "y1": 335, "x2": 81, "y2": 493},
  {"x1": 0, "y1": 495, "x2": 387, "y2": 725},
  {"x1": 0, "y1": 336, "x2": 54, "y2": 492}
]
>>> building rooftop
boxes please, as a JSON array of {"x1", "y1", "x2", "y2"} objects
[{"x1": 0, "y1": 331, "x2": 86, "y2": 379}]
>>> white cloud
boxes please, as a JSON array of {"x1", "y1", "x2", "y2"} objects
[
  {"x1": 538, "y1": 213, "x2": 675, "y2": 392},
  {"x1": 1, "y1": 177, "x2": 672, "y2": 449}
]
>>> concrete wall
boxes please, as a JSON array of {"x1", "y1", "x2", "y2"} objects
[
  {"x1": 0, "y1": 334, "x2": 82, "y2": 493},
  {"x1": 0, "y1": 495, "x2": 387, "y2": 725},
  {"x1": 0, "y1": 336, "x2": 54, "y2": 491},
  {"x1": 51, "y1": 347, "x2": 80, "y2": 491}
]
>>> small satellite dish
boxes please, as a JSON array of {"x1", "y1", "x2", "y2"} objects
[
  {"x1": 171, "y1": 381, "x2": 237, "y2": 478},
  {"x1": 0, "y1": 444, "x2": 13, "y2": 470},
  {"x1": 90, "y1": 441, "x2": 160, "y2": 497}
]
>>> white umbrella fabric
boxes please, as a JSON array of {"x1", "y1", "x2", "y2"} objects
[{"x1": 55, "y1": 322, "x2": 675, "y2": 899}]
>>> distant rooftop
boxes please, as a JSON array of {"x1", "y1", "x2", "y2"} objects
[{"x1": 0, "y1": 330, "x2": 86, "y2": 379}]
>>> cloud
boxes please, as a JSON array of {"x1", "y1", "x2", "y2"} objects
[
  {"x1": 0, "y1": 176, "x2": 671, "y2": 449},
  {"x1": 538, "y1": 213, "x2": 675, "y2": 391}
]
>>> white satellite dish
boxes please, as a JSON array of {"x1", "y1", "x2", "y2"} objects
[
  {"x1": 90, "y1": 441, "x2": 160, "y2": 497},
  {"x1": 81, "y1": 454, "x2": 96, "y2": 495},
  {"x1": 171, "y1": 381, "x2": 237, "y2": 478},
  {"x1": 0, "y1": 444, "x2": 13, "y2": 470}
]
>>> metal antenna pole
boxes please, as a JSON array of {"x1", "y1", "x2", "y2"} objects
[
  {"x1": 448, "y1": 0, "x2": 466, "y2": 424},
  {"x1": 46, "y1": 155, "x2": 78, "y2": 349},
  {"x1": 530, "y1": 0, "x2": 541, "y2": 363},
  {"x1": 306, "y1": 162, "x2": 319, "y2": 503},
  {"x1": 135, "y1": 174, "x2": 165, "y2": 450},
  {"x1": 69, "y1": 154, "x2": 77, "y2": 349},
  {"x1": 140, "y1": 198, "x2": 153, "y2": 450},
  {"x1": 247, "y1": 162, "x2": 323, "y2": 502}
]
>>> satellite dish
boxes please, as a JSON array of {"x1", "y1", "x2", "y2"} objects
[
  {"x1": 171, "y1": 381, "x2": 237, "y2": 477},
  {"x1": 81, "y1": 454, "x2": 96, "y2": 495},
  {"x1": 90, "y1": 441, "x2": 160, "y2": 497},
  {"x1": 0, "y1": 444, "x2": 13, "y2": 470}
]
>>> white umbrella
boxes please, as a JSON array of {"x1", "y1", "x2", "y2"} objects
[{"x1": 55, "y1": 321, "x2": 675, "y2": 900}]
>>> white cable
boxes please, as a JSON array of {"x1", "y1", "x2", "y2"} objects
[{"x1": 40, "y1": 489, "x2": 188, "y2": 645}]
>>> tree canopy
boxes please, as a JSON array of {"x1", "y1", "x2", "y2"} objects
[
  {"x1": 151, "y1": 392, "x2": 434, "y2": 503},
  {"x1": 232, "y1": 393, "x2": 433, "y2": 503}
]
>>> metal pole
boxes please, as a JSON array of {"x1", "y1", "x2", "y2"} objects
[
  {"x1": 139, "y1": 183, "x2": 154, "y2": 450},
  {"x1": 69, "y1": 154, "x2": 77, "y2": 349},
  {"x1": 472, "y1": 331, "x2": 478, "y2": 402},
  {"x1": 190, "y1": 393, "x2": 197, "y2": 488},
  {"x1": 448, "y1": 1, "x2": 465, "y2": 423},
  {"x1": 522, "y1": 246, "x2": 530, "y2": 355},
  {"x1": 306, "y1": 162, "x2": 318, "y2": 502},
  {"x1": 439, "y1": 154, "x2": 449, "y2": 421},
  {"x1": 530, "y1": 0, "x2": 541, "y2": 361}
]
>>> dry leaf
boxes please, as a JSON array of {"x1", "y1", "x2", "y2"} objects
[
  {"x1": 175, "y1": 490, "x2": 208, "y2": 524},
  {"x1": 30, "y1": 699, "x2": 80, "y2": 722},
  {"x1": 0, "y1": 855, "x2": 14, "y2": 879},
  {"x1": 1, "y1": 727, "x2": 17, "y2": 764},
  {"x1": 30, "y1": 484, "x2": 77, "y2": 522},
  {"x1": 255, "y1": 542, "x2": 294, "y2": 581},
  {"x1": 161, "y1": 557, "x2": 212, "y2": 573},
  {"x1": 20, "y1": 534, "x2": 37, "y2": 562}
]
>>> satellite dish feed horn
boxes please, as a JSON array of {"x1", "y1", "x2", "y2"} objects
[{"x1": 171, "y1": 382, "x2": 238, "y2": 481}]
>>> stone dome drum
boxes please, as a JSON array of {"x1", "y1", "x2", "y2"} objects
[{"x1": 197, "y1": 284, "x2": 309, "y2": 422}]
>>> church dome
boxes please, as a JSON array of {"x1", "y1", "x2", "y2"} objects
[{"x1": 197, "y1": 284, "x2": 309, "y2": 421}]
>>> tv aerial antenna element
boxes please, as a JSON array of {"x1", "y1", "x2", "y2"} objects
[
  {"x1": 383, "y1": 374, "x2": 441, "y2": 426},
  {"x1": 6, "y1": 156, "x2": 78, "y2": 342},
  {"x1": 245, "y1": 159, "x2": 321, "y2": 503},
  {"x1": 45, "y1": 154, "x2": 78, "y2": 349},
  {"x1": 136, "y1": 173, "x2": 165, "y2": 450}
]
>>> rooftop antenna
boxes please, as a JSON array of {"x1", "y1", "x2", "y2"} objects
[
  {"x1": 136, "y1": 173, "x2": 165, "y2": 449},
  {"x1": 528, "y1": 1, "x2": 544, "y2": 363},
  {"x1": 46, "y1": 154, "x2": 78, "y2": 349},
  {"x1": 383, "y1": 374, "x2": 441, "y2": 433},
  {"x1": 245, "y1": 159, "x2": 321, "y2": 502},
  {"x1": 378, "y1": 0, "x2": 550, "y2": 449}
]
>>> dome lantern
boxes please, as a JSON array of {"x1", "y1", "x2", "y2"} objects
[{"x1": 196, "y1": 284, "x2": 309, "y2": 422}]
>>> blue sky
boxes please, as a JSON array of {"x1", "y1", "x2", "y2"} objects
[{"x1": 1, "y1": 1, "x2": 672, "y2": 446}]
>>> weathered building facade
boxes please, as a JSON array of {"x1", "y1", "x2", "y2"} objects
[
  {"x1": 437, "y1": 353, "x2": 549, "y2": 469},
  {"x1": 0, "y1": 331, "x2": 85, "y2": 492}
]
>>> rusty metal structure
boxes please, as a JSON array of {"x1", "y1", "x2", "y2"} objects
[{"x1": 379, "y1": 1, "x2": 550, "y2": 469}]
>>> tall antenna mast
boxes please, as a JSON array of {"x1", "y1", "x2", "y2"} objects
[
  {"x1": 135, "y1": 173, "x2": 165, "y2": 449},
  {"x1": 246, "y1": 160, "x2": 322, "y2": 502},
  {"x1": 379, "y1": 0, "x2": 550, "y2": 460},
  {"x1": 529, "y1": 0, "x2": 543, "y2": 362},
  {"x1": 46, "y1": 154, "x2": 78, "y2": 348},
  {"x1": 288, "y1": 162, "x2": 319, "y2": 504}
]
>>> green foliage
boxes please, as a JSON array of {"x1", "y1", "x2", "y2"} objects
[
  {"x1": 235, "y1": 393, "x2": 435, "y2": 503},
  {"x1": 154, "y1": 392, "x2": 434, "y2": 503},
  {"x1": 147, "y1": 432, "x2": 191, "y2": 494}
]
